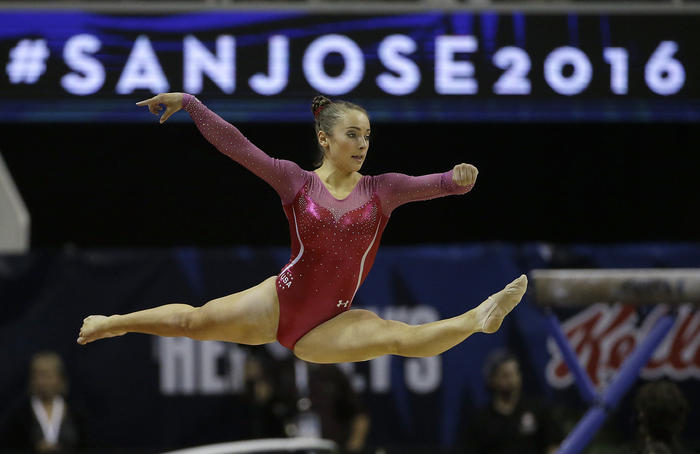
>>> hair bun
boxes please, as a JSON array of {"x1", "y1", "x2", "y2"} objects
[{"x1": 311, "y1": 95, "x2": 332, "y2": 119}]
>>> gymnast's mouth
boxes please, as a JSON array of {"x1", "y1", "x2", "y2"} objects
[{"x1": 352, "y1": 155, "x2": 365, "y2": 160}]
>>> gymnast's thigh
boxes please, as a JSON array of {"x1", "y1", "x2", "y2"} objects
[
  {"x1": 192, "y1": 275, "x2": 279, "y2": 345},
  {"x1": 293, "y1": 309, "x2": 402, "y2": 363}
]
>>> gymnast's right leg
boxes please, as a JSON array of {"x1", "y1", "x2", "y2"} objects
[{"x1": 77, "y1": 276, "x2": 279, "y2": 346}]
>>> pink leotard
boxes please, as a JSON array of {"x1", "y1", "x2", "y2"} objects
[{"x1": 183, "y1": 94, "x2": 473, "y2": 350}]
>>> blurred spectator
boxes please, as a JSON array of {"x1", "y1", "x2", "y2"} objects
[
  {"x1": 242, "y1": 352, "x2": 369, "y2": 453},
  {"x1": 0, "y1": 351, "x2": 88, "y2": 453},
  {"x1": 461, "y1": 350, "x2": 562, "y2": 454},
  {"x1": 306, "y1": 363, "x2": 369, "y2": 453},
  {"x1": 243, "y1": 352, "x2": 296, "y2": 439},
  {"x1": 628, "y1": 380, "x2": 690, "y2": 454},
  {"x1": 286, "y1": 362, "x2": 370, "y2": 453}
]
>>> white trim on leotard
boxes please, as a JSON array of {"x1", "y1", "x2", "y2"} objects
[
  {"x1": 279, "y1": 206, "x2": 304, "y2": 278},
  {"x1": 352, "y1": 221, "x2": 382, "y2": 300}
]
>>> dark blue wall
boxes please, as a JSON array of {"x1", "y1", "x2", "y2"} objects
[{"x1": 1, "y1": 244, "x2": 699, "y2": 452}]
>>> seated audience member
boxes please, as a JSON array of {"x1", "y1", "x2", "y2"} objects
[
  {"x1": 462, "y1": 350, "x2": 561, "y2": 454},
  {"x1": 1, "y1": 351, "x2": 88, "y2": 453},
  {"x1": 631, "y1": 380, "x2": 690, "y2": 454},
  {"x1": 305, "y1": 363, "x2": 370, "y2": 453},
  {"x1": 244, "y1": 353, "x2": 370, "y2": 453},
  {"x1": 243, "y1": 353, "x2": 296, "y2": 439}
]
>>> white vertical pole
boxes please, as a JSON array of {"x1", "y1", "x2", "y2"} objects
[{"x1": 0, "y1": 151, "x2": 30, "y2": 253}]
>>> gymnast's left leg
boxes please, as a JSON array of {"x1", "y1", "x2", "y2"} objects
[{"x1": 294, "y1": 275, "x2": 527, "y2": 364}]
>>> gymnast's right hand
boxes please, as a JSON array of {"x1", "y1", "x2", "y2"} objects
[{"x1": 136, "y1": 92, "x2": 184, "y2": 124}]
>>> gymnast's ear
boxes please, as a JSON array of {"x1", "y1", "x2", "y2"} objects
[{"x1": 317, "y1": 129, "x2": 330, "y2": 150}]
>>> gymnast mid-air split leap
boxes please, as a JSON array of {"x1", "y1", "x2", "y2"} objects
[{"x1": 77, "y1": 92, "x2": 527, "y2": 364}]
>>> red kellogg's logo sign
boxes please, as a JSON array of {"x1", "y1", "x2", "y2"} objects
[{"x1": 546, "y1": 303, "x2": 700, "y2": 388}]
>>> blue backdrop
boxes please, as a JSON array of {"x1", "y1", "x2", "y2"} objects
[{"x1": 1, "y1": 243, "x2": 699, "y2": 451}]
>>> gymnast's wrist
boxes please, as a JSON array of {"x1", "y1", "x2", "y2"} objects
[{"x1": 181, "y1": 93, "x2": 195, "y2": 109}]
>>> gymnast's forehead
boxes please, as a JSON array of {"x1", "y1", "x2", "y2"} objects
[{"x1": 339, "y1": 109, "x2": 370, "y2": 131}]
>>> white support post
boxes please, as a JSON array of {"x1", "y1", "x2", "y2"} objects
[{"x1": 0, "y1": 152, "x2": 30, "y2": 253}]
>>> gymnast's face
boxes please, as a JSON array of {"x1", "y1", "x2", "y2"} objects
[{"x1": 320, "y1": 109, "x2": 371, "y2": 173}]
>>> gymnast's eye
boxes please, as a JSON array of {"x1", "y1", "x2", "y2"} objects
[{"x1": 346, "y1": 132, "x2": 356, "y2": 138}]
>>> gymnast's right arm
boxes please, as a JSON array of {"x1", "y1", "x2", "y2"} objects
[{"x1": 136, "y1": 92, "x2": 306, "y2": 204}]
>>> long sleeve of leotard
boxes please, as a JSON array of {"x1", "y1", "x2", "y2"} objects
[
  {"x1": 375, "y1": 170, "x2": 473, "y2": 215},
  {"x1": 182, "y1": 94, "x2": 307, "y2": 205}
]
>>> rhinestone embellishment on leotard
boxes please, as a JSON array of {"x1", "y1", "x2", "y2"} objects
[{"x1": 277, "y1": 182, "x2": 383, "y2": 302}]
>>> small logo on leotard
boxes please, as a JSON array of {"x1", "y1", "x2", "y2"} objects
[
  {"x1": 278, "y1": 273, "x2": 293, "y2": 289},
  {"x1": 337, "y1": 300, "x2": 350, "y2": 308}
]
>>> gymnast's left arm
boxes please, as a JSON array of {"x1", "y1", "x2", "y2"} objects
[{"x1": 376, "y1": 163, "x2": 477, "y2": 215}]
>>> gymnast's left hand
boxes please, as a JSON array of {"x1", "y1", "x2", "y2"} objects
[{"x1": 452, "y1": 163, "x2": 478, "y2": 187}]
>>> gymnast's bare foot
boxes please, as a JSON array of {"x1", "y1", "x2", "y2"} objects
[
  {"x1": 77, "y1": 315, "x2": 125, "y2": 345},
  {"x1": 473, "y1": 275, "x2": 528, "y2": 333}
]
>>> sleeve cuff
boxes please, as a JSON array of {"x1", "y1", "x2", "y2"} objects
[
  {"x1": 442, "y1": 169, "x2": 473, "y2": 194},
  {"x1": 182, "y1": 93, "x2": 194, "y2": 109}
]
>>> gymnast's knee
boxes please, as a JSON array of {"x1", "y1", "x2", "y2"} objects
[
  {"x1": 389, "y1": 322, "x2": 414, "y2": 357},
  {"x1": 179, "y1": 306, "x2": 209, "y2": 340}
]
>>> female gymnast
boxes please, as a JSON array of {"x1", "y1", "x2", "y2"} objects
[{"x1": 77, "y1": 92, "x2": 527, "y2": 364}]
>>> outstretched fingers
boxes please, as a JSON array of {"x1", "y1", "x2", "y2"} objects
[
  {"x1": 135, "y1": 94, "x2": 160, "y2": 107},
  {"x1": 136, "y1": 95, "x2": 163, "y2": 116}
]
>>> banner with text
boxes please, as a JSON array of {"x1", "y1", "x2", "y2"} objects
[{"x1": 1, "y1": 11, "x2": 699, "y2": 122}]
